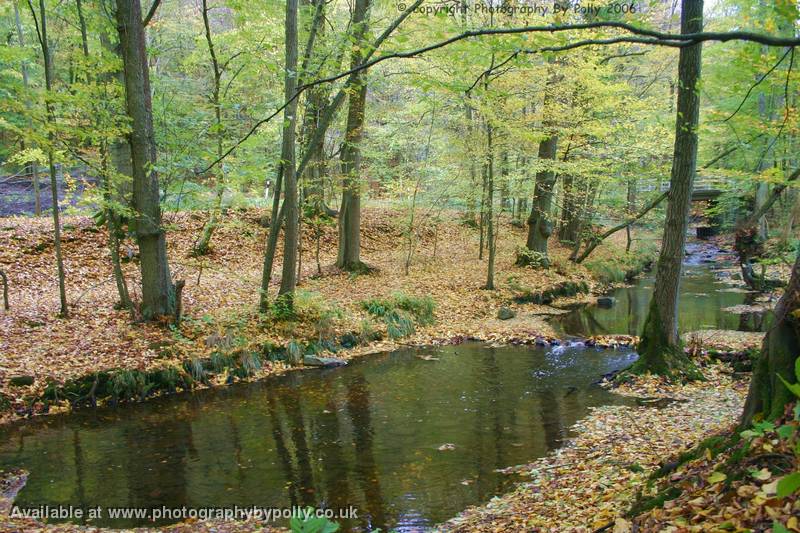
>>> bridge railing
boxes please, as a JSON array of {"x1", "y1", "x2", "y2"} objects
[{"x1": 637, "y1": 176, "x2": 732, "y2": 194}]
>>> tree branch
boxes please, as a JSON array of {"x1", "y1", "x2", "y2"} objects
[
  {"x1": 142, "y1": 0, "x2": 161, "y2": 27},
  {"x1": 201, "y1": 20, "x2": 800, "y2": 174},
  {"x1": 744, "y1": 167, "x2": 800, "y2": 228},
  {"x1": 575, "y1": 190, "x2": 670, "y2": 263}
]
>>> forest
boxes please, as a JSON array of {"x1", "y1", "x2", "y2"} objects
[{"x1": 0, "y1": 0, "x2": 799, "y2": 531}]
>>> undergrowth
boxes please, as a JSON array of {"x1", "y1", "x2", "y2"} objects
[{"x1": 361, "y1": 292, "x2": 435, "y2": 339}]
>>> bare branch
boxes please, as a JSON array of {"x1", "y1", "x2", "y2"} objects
[{"x1": 142, "y1": 0, "x2": 161, "y2": 27}]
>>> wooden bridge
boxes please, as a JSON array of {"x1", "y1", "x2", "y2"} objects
[{"x1": 638, "y1": 176, "x2": 729, "y2": 201}]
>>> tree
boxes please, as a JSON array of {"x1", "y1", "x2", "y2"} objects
[
  {"x1": 13, "y1": 0, "x2": 41, "y2": 216},
  {"x1": 115, "y1": 0, "x2": 175, "y2": 320},
  {"x1": 520, "y1": 60, "x2": 561, "y2": 269},
  {"x1": 28, "y1": 0, "x2": 68, "y2": 317},
  {"x1": 277, "y1": 0, "x2": 300, "y2": 299},
  {"x1": 192, "y1": 0, "x2": 234, "y2": 257},
  {"x1": 741, "y1": 249, "x2": 800, "y2": 425},
  {"x1": 629, "y1": 0, "x2": 703, "y2": 378},
  {"x1": 336, "y1": 0, "x2": 371, "y2": 272}
]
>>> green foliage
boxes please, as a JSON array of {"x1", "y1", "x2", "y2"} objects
[
  {"x1": 777, "y1": 472, "x2": 800, "y2": 498},
  {"x1": 361, "y1": 292, "x2": 435, "y2": 340},
  {"x1": 289, "y1": 508, "x2": 339, "y2": 533},
  {"x1": 271, "y1": 290, "x2": 341, "y2": 329},
  {"x1": 585, "y1": 259, "x2": 627, "y2": 284},
  {"x1": 362, "y1": 292, "x2": 435, "y2": 325},
  {"x1": 515, "y1": 247, "x2": 548, "y2": 269},
  {"x1": 585, "y1": 250, "x2": 654, "y2": 285},
  {"x1": 776, "y1": 356, "x2": 800, "y2": 400}
]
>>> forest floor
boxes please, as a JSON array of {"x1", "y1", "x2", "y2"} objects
[
  {"x1": 442, "y1": 362, "x2": 799, "y2": 532},
  {"x1": 0, "y1": 206, "x2": 628, "y2": 423}
]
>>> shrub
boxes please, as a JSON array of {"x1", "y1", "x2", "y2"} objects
[
  {"x1": 515, "y1": 247, "x2": 549, "y2": 269},
  {"x1": 361, "y1": 292, "x2": 435, "y2": 339},
  {"x1": 270, "y1": 290, "x2": 342, "y2": 341},
  {"x1": 585, "y1": 259, "x2": 627, "y2": 284}
]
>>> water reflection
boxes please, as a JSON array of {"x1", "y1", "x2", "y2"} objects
[
  {"x1": 0, "y1": 344, "x2": 636, "y2": 531},
  {"x1": 554, "y1": 265, "x2": 774, "y2": 338}
]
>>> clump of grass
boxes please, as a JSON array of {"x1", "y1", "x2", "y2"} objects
[
  {"x1": 361, "y1": 292, "x2": 435, "y2": 339},
  {"x1": 270, "y1": 290, "x2": 342, "y2": 341},
  {"x1": 585, "y1": 259, "x2": 627, "y2": 284},
  {"x1": 586, "y1": 250, "x2": 655, "y2": 285},
  {"x1": 286, "y1": 339, "x2": 305, "y2": 365}
]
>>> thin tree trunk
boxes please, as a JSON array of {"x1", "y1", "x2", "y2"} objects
[
  {"x1": 626, "y1": 178, "x2": 637, "y2": 252},
  {"x1": 101, "y1": 143, "x2": 132, "y2": 310},
  {"x1": 574, "y1": 190, "x2": 669, "y2": 264},
  {"x1": 115, "y1": 0, "x2": 175, "y2": 320},
  {"x1": 193, "y1": 0, "x2": 226, "y2": 256},
  {"x1": 294, "y1": 0, "x2": 422, "y2": 195},
  {"x1": 631, "y1": 0, "x2": 703, "y2": 378},
  {"x1": 559, "y1": 173, "x2": 578, "y2": 243},
  {"x1": 76, "y1": 0, "x2": 89, "y2": 58},
  {"x1": 258, "y1": 168, "x2": 283, "y2": 311},
  {"x1": 0, "y1": 269, "x2": 9, "y2": 310},
  {"x1": 13, "y1": 0, "x2": 41, "y2": 216},
  {"x1": 30, "y1": 0, "x2": 68, "y2": 317},
  {"x1": 99, "y1": 32, "x2": 134, "y2": 310},
  {"x1": 278, "y1": 0, "x2": 300, "y2": 298},
  {"x1": 336, "y1": 0, "x2": 370, "y2": 272},
  {"x1": 485, "y1": 121, "x2": 496, "y2": 289}
]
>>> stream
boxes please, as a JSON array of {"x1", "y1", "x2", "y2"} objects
[
  {"x1": 552, "y1": 242, "x2": 774, "y2": 337},
  {"x1": 0, "y1": 241, "x2": 772, "y2": 531},
  {"x1": 0, "y1": 344, "x2": 636, "y2": 530}
]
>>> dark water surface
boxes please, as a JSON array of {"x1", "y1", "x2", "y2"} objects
[
  {"x1": 0, "y1": 343, "x2": 637, "y2": 531},
  {"x1": 553, "y1": 245, "x2": 774, "y2": 338}
]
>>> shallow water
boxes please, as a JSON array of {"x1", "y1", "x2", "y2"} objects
[
  {"x1": 0, "y1": 343, "x2": 637, "y2": 531},
  {"x1": 553, "y1": 246, "x2": 774, "y2": 338}
]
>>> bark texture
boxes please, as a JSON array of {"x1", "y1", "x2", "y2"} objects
[
  {"x1": 116, "y1": 0, "x2": 175, "y2": 320},
  {"x1": 522, "y1": 133, "x2": 558, "y2": 265},
  {"x1": 336, "y1": 0, "x2": 371, "y2": 272},
  {"x1": 278, "y1": 0, "x2": 300, "y2": 297},
  {"x1": 741, "y1": 251, "x2": 800, "y2": 425},
  {"x1": 32, "y1": 0, "x2": 68, "y2": 316},
  {"x1": 630, "y1": 0, "x2": 703, "y2": 377}
]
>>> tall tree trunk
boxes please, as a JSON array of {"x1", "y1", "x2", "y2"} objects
[
  {"x1": 116, "y1": 0, "x2": 175, "y2": 320},
  {"x1": 626, "y1": 178, "x2": 637, "y2": 252},
  {"x1": 98, "y1": 33, "x2": 133, "y2": 310},
  {"x1": 101, "y1": 143, "x2": 132, "y2": 310},
  {"x1": 484, "y1": 121, "x2": 496, "y2": 289},
  {"x1": 278, "y1": 0, "x2": 300, "y2": 298},
  {"x1": 76, "y1": 0, "x2": 89, "y2": 58},
  {"x1": 630, "y1": 0, "x2": 703, "y2": 378},
  {"x1": 558, "y1": 174, "x2": 578, "y2": 243},
  {"x1": 298, "y1": 0, "x2": 332, "y2": 217},
  {"x1": 741, "y1": 250, "x2": 800, "y2": 425},
  {"x1": 522, "y1": 134, "x2": 558, "y2": 266},
  {"x1": 465, "y1": 99, "x2": 478, "y2": 224},
  {"x1": 31, "y1": 0, "x2": 68, "y2": 316},
  {"x1": 13, "y1": 0, "x2": 41, "y2": 216},
  {"x1": 100, "y1": 32, "x2": 133, "y2": 310},
  {"x1": 336, "y1": 0, "x2": 370, "y2": 272}
]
